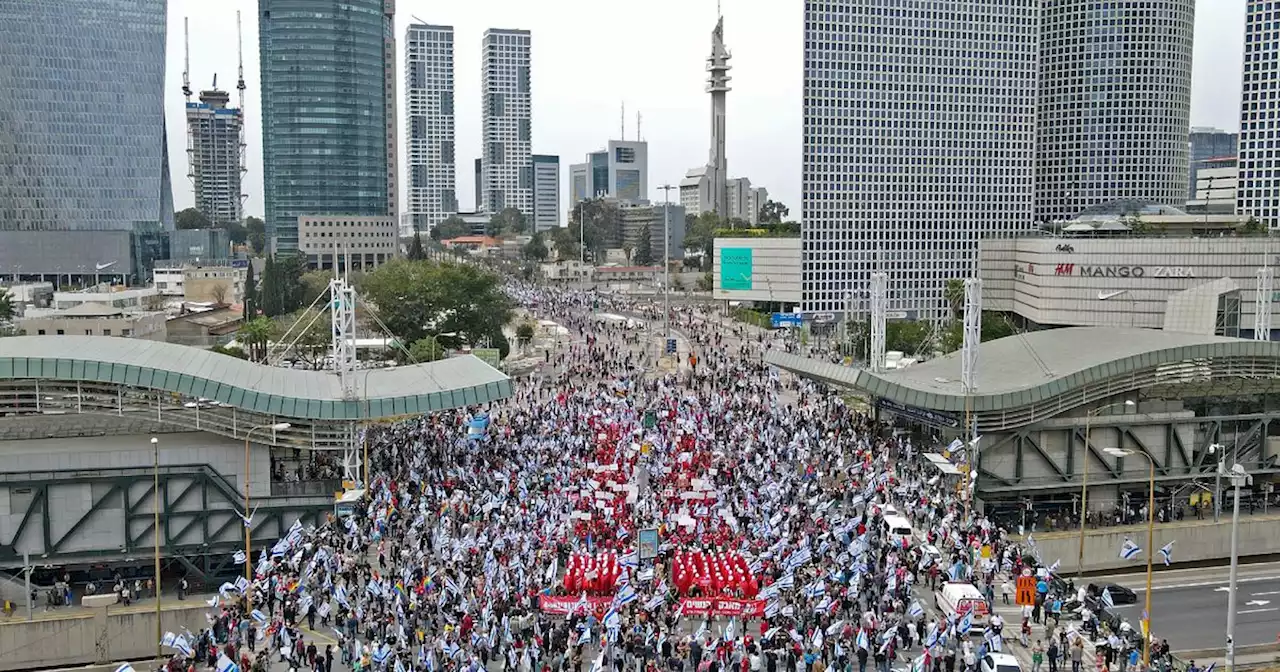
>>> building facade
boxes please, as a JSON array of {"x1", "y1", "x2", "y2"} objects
[
  {"x1": 480, "y1": 29, "x2": 532, "y2": 216},
  {"x1": 0, "y1": 0, "x2": 174, "y2": 237},
  {"x1": 20, "y1": 305, "x2": 167, "y2": 341},
  {"x1": 680, "y1": 166, "x2": 711, "y2": 216},
  {"x1": 1240, "y1": 2, "x2": 1280, "y2": 228},
  {"x1": 185, "y1": 88, "x2": 244, "y2": 228},
  {"x1": 567, "y1": 141, "x2": 648, "y2": 207},
  {"x1": 726, "y1": 177, "x2": 754, "y2": 224},
  {"x1": 977, "y1": 236, "x2": 1280, "y2": 336},
  {"x1": 259, "y1": 0, "x2": 397, "y2": 253},
  {"x1": 1188, "y1": 161, "x2": 1240, "y2": 215},
  {"x1": 1188, "y1": 127, "x2": 1238, "y2": 201},
  {"x1": 532, "y1": 155, "x2": 560, "y2": 232},
  {"x1": 297, "y1": 215, "x2": 399, "y2": 271},
  {"x1": 712, "y1": 237, "x2": 802, "y2": 307},
  {"x1": 801, "y1": 0, "x2": 1039, "y2": 317},
  {"x1": 618, "y1": 203, "x2": 686, "y2": 261},
  {"x1": 569, "y1": 163, "x2": 590, "y2": 206},
  {"x1": 405, "y1": 24, "x2": 457, "y2": 234},
  {"x1": 1034, "y1": 0, "x2": 1195, "y2": 222}
]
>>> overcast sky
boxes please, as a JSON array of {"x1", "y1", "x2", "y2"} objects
[{"x1": 165, "y1": 0, "x2": 1247, "y2": 223}]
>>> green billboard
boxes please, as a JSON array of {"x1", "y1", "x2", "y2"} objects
[{"x1": 720, "y1": 247, "x2": 754, "y2": 290}]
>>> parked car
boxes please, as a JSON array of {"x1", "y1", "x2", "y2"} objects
[{"x1": 1088, "y1": 583, "x2": 1138, "y2": 604}]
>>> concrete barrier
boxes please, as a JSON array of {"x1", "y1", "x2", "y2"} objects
[
  {"x1": 1016, "y1": 513, "x2": 1280, "y2": 575},
  {"x1": 0, "y1": 600, "x2": 208, "y2": 671}
]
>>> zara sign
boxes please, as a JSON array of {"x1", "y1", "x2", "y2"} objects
[{"x1": 1053, "y1": 264, "x2": 1195, "y2": 279}]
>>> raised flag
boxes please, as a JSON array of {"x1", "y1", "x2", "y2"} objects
[
  {"x1": 232, "y1": 550, "x2": 247, "y2": 565},
  {"x1": 1119, "y1": 537, "x2": 1142, "y2": 560},
  {"x1": 1159, "y1": 541, "x2": 1175, "y2": 566}
]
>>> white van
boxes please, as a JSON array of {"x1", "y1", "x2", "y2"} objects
[
  {"x1": 934, "y1": 582, "x2": 990, "y2": 631},
  {"x1": 882, "y1": 514, "x2": 914, "y2": 547}
]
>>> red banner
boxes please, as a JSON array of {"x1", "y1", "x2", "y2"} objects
[
  {"x1": 677, "y1": 598, "x2": 766, "y2": 618},
  {"x1": 539, "y1": 595, "x2": 613, "y2": 616}
]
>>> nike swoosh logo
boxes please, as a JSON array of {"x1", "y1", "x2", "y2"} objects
[
  {"x1": 95, "y1": 261, "x2": 116, "y2": 270},
  {"x1": 1098, "y1": 290, "x2": 1126, "y2": 300}
]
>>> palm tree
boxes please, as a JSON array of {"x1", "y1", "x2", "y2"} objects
[
  {"x1": 237, "y1": 316, "x2": 273, "y2": 363},
  {"x1": 943, "y1": 279, "x2": 965, "y2": 320}
]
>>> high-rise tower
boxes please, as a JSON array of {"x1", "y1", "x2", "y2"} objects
[
  {"x1": 480, "y1": 28, "x2": 532, "y2": 217},
  {"x1": 406, "y1": 23, "x2": 457, "y2": 233},
  {"x1": 1239, "y1": 1, "x2": 1280, "y2": 227},
  {"x1": 801, "y1": 0, "x2": 1039, "y2": 317},
  {"x1": 186, "y1": 84, "x2": 244, "y2": 228},
  {"x1": 706, "y1": 17, "x2": 732, "y2": 219},
  {"x1": 1034, "y1": 0, "x2": 1194, "y2": 222},
  {"x1": 259, "y1": 0, "x2": 396, "y2": 254}
]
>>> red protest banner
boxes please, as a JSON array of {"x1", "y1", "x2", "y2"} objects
[
  {"x1": 538, "y1": 595, "x2": 613, "y2": 616},
  {"x1": 677, "y1": 598, "x2": 766, "y2": 618}
]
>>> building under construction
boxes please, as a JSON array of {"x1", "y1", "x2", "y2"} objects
[{"x1": 183, "y1": 15, "x2": 247, "y2": 229}]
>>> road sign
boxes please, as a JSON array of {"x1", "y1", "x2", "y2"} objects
[
  {"x1": 771, "y1": 313, "x2": 804, "y2": 328},
  {"x1": 665, "y1": 338, "x2": 677, "y2": 354},
  {"x1": 811, "y1": 312, "x2": 836, "y2": 324},
  {"x1": 1015, "y1": 576, "x2": 1037, "y2": 606},
  {"x1": 885, "y1": 310, "x2": 909, "y2": 320},
  {"x1": 472, "y1": 348, "x2": 501, "y2": 369}
]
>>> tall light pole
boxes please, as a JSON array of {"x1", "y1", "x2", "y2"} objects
[
  {"x1": 151, "y1": 436, "x2": 161, "y2": 660},
  {"x1": 1225, "y1": 462, "x2": 1251, "y2": 672},
  {"x1": 659, "y1": 185, "x2": 675, "y2": 362},
  {"x1": 1077, "y1": 399, "x2": 1136, "y2": 577},
  {"x1": 1105, "y1": 447, "x2": 1155, "y2": 667},
  {"x1": 244, "y1": 422, "x2": 290, "y2": 612}
]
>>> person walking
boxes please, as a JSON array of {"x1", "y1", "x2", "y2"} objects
[
  {"x1": 1030, "y1": 642, "x2": 1043, "y2": 672},
  {"x1": 1069, "y1": 639, "x2": 1084, "y2": 672}
]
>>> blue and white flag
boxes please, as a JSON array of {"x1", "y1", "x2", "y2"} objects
[
  {"x1": 1047, "y1": 559, "x2": 1061, "y2": 575},
  {"x1": 908, "y1": 600, "x2": 924, "y2": 619},
  {"x1": 618, "y1": 525, "x2": 630, "y2": 540},
  {"x1": 620, "y1": 550, "x2": 639, "y2": 568},
  {"x1": 1159, "y1": 541, "x2": 1175, "y2": 566},
  {"x1": 694, "y1": 622, "x2": 708, "y2": 641},
  {"x1": 748, "y1": 559, "x2": 763, "y2": 575},
  {"x1": 812, "y1": 628, "x2": 824, "y2": 649},
  {"x1": 115, "y1": 665, "x2": 137, "y2": 672},
  {"x1": 786, "y1": 547, "x2": 812, "y2": 572},
  {"x1": 372, "y1": 645, "x2": 392, "y2": 665},
  {"x1": 614, "y1": 583, "x2": 638, "y2": 607},
  {"x1": 335, "y1": 585, "x2": 349, "y2": 607},
  {"x1": 1101, "y1": 588, "x2": 1115, "y2": 608},
  {"x1": 572, "y1": 591, "x2": 588, "y2": 615},
  {"x1": 764, "y1": 600, "x2": 781, "y2": 618},
  {"x1": 804, "y1": 580, "x2": 825, "y2": 599},
  {"x1": 957, "y1": 613, "x2": 972, "y2": 636},
  {"x1": 215, "y1": 654, "x2": 240, "y2": 672},
  {"x1": 250, "y1": 609, "x2": 268, "y2": 624},
  {"x1": 856, "y1": 629, "x2": 870, "y2": 651},
  {"x1": 644, "y1": 594, "x2": 665, "y2": 611},
  {"x1": 773, "y1": 573, "x2": 795, "y2": 590},
  {"x1": 1119, "y1": 538, "x2": 1142, "y2": 560},
  {"x1": 578, "y1": 628, "x2": 592, "y2": 645},
  {"x1": 233, "y1": 550, "x2": 247, "y2": 565},
  {"x1": 726, "y1": 618, "x2": 736, "y2": 641}
]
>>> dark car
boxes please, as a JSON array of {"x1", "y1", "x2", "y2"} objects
[{"x1": 1087, "y1": 583, "x2": 1137, "y2": 605}]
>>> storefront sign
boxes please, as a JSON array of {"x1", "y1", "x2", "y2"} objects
[
  {"x1": 1054, "y1": 244, "x2": 1075, "y2": 253},
  {"x1": 1052, "y1": 264, "x2": 1195, "y2": 279}
]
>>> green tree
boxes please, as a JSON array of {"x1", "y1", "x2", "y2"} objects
[
  {"x1": 361, "y1": 258, "x2": 514, "y2": 351},
  {"x1": 244, "y1": 216, "x2": 267, "y2": 254},
  {"x1": 243, "y1": 259, "x2": 258, "y2": 317},
  {"x1": 431, "y1": 216, "x2": 473, "y2": 241},
  {"x1": 567, "y1": 199, "x2": 621, "y2": 262},
  {"x1": 759, "y1": 200, "x2": 790, "y2": 225},
  {"x1": 634, "y1": 226, "x2": 654, "y2": 266},
  {"x1": 682, "y1": 212, "x2": 722, "y2": 270},
  {"x1": 273, "y1": 308, "x2": 331, "y2": 369},
  {"x1": 515, "y1": 322, "x2": 536, "y2": 348},
  {"x1": 259, "y1": 254, "x2": 307, "y2": 317},
  {"x1": 487, "y1": 208, "x2": 527, "y2": 237},
  {"x1": 175, "y1": 207, "x2": 213, "y2": 230},
  {"x1": 209, "y1": 344, "x2": 249, "y2": 360},
  {"x1": 939, "y1": 312, "x2": 1019, "y2": 354},
  {"x1": 407, "y1": 231, "x2": 427, "y2": 260},
  {"x1": 237, "y1": 315, "x2": 274, "y2": 362},
  {"x1": 0, "y1": 287, "x2": 13, "y2": 322},
  {"x1": 885, "y1": 320, "x2": 931, "y2": 355},
  {"x1": 403, "y1": 335, "x2": 444, "y2": 364},
  {"x1": 522, "y1": 232, "x2": 549, "y2": 262},
  {"x1": 1244, "y1": 216, "x2": 1267, "y2": 234},
  {"x1": 300, "y1": 270, "x2": 333, "y2": 307},
  {"x1": 943, "y1": 279, "x2": 965, "y2": 320}
]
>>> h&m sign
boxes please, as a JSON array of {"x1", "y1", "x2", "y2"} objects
[{"x1": 1053, "y1": 264, "x2": 1194, "y2": 278}]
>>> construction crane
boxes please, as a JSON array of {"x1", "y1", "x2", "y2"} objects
[{"x1": 181, "y1": 17, "x2": 192, "y2": 101}]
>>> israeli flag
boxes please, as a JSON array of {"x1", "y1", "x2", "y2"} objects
[
  {"x1": 804, "y1": 580, "x2": 825, "y2": 599},
  {"x1": 812, "y1": 628, "x2": 824, "y2": 649},
  {"x1": 233, "y1": 550, "x2": 247, "y2": 565},
  {"x1": 115, "y1": 664, "x2": 137, "y2": 672},
  {"x1": 773, "y1": 573, "x2": 795, "y2": 590},
  {"x1": 335, "y1": 586, "x2": 349, "y2": 607},
  {"x1": 578, "y1": 628, "x2": 592, "y2": 646},
  {"x1": 620, "y1": 550, "x2": 640, "y2": 568},
  {"x1": 694, "y1": 622, "x2": 708, "y2": 641},
  {"x1": 234, "y1": 576, "x2": 250, "y2": 594},
  {"x1": 826, "y1": 620, "x2": 844, "y2": 637},
  {"x1": 614, "y1": 583, "x2": 638, "y2": 607},
  {"x1": 726, "y1": 619, "x2": 736, "y2": 641},
  {"x1": 786, "y1": 547, "x2": 812, "y2": 572},
  {"x1": 372, "y1": 645, "x2": 392, "y2": 665},
  {"x1": 644, "y1": 594, "x2": 665, "y2": 611},
  {"x1": 1047, "y1": 559, "x2": 1061, "y2": 575},
  {"x1": 215, "y1": 654, "x2": 240, "y2": 672},
  {"x1": 764, "y1": 600, "x2": 781, "y2": 618},
  {"x1": 618, "y1": 525, "x2": 630, "y2": 540},
  {"x1": 908, "y1": 601, "x2": 924, "y2": 619},
  {"x1": 856, "y1": 629, "x2": 870, "y2": 651},
  {"x1": 957, "y1": 613, "x2": 972, "y2": 636},
  {"x1": 1159, "y1": 541, "x2": 1175, "y2": 566},
  {"x1": 763, "y1": 627, "x2": 782, "y2": 641},
  {"x1": 748, "y1": 559, "x2": 763, "y2": 575},
  {"x1": 250, "y1": 609, "x2": 268, "y2": 624},
  {"x1": 1119, "y1": 538, "x2": 1142, "y2": 560},
  {"x1": 1101, "y1": 588, "x2": 1115, "y2": 608}
]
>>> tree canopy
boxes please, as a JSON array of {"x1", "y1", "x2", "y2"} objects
[
  {"x1": 361, "y1": 258, "x2": 514, "y2": 353},
  {"x1": 522, "y1": 232, "x2": 549, "y2": 262},
  {"x1": 558, "y1": 199, "x2": 621, "y2": 262},
  {"x1": 408, "y1": 231, "x2": 427, "y2": 260},
  {"x1": 0, "y1": 287, "x2": 13, "y2": 322},
  {"x1": 175, "y1": 207, "x2": 213, "y2": 230},
  {"x1": 759, "y1": 199, "x2": 790, "y2": 225},
  {"x1": 431, "y1": 216, "x2": 472, "y2": 242},
  {"x1": 244, "y1": 216, "x2": 267, "y2": 254},
  {"x1": 258, "y1": 255, "x2": 307, "y2": 317},
  {"x1": 634, "y1": 226, "x2": 654, "y2": 266},
  {"x1": 486, "y1": 208, "x2": 527, "y2": 237}
]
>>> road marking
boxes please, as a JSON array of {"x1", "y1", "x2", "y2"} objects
[
  {"x1": 1252, "y1": 590, "x2": 1280, "y2": 596},
  {"x1": 1245, "y1": 599, "x2": 1271, "y2": 606},
  {"x1": 1133, "y1": 575, "x2": 1280, "y2": 592},
  {"x1": 1215, "y1": 587, "x2": 1233, "y2": 593},
  {"x1": 1237, "y1": 608, "x2": 1278, "y2": 614}
]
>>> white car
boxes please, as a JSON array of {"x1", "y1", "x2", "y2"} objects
[{"x1": 980, "y1": 653, "x2": 1022, "y2": 672}]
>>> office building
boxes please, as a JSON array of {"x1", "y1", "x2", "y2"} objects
[
  {"x1": 749, "y1": 187, "x2": 769, "y2": 224},
  {"x1": 480, "y1": 29, "x2": 532, "y2": 216},
  {"x1": 406, "y1": 24, "x2": 457, "y2": 234},
  {"x1": 474, "y1": 159, "x2": 483, "y2": 212},
  {"x1": 297, "y1": 215, "x2": 399, "y2": 271},
  {"x1": 681, "y1": 167, "x2": 712, "y2": 216},
  {"x1": 259, "y1": 0, "x2": 397, "y2": 253},
  {"x1": 801, "y1": 0, "x2": 1039, "y2": 316},
  {"x1": 1188, "y1": 159, "x2": 1240, "y2": 215},
  {"x1": 568, "y1": 141, "x2": 649, "y2": 206},
  {"x1": 0, "y1": 0, "x2": 174, "y2": 239},
  {"x1": 532, "y1": 155, "x2": 560, "y2": 232},
  {"x1": 618, "y1": 202, "x2": 686, "y2": 261},
  {"x1": 726, "y1": 178, "x2": 754, "y2": 223},
  {"x1": 1035, "y1": 1, "x2": 1195, "y2": 222},
  {"x1": 1188, "y1": 127, "x2": 1238, "y2": 201},
  {"x1": 186, "y1": 86, "x2": 244, "y2": 229},
  {"x1": 1240, "y1": 1, "x2": 1280, "y2": 228}
]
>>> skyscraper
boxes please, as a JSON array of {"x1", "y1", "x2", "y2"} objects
[
  {"x1": 532, "y1": 154, "x2": 560, "y2": 232},
  {"x1": 259, "y1": 0, "x2": 397, "y2": 254},
  {"x1": 0, "y1": 0, "x2": 173, "y2": 234},
  {"x1": 1034, "y1": 0, "x2": 1195, "y2": 222},
  {"x1": 480, "y1": 28, "x2": 532, "y2": 216},
  {"x1": 406, "y1": 23, "x2": 457, "y2": 234},
  {"x1": 801, "y1": 1, "x2": 1039, "y2": 317},
  {"x1": 1240, "y1": 1, "x2": 1280, "y2": 226},
  {"x1": 186, "y1": 86, "x2": 244, "y2": 228},
  {"x1": 706, "y1": 18, "x2": 731, "y2": 218},
  {"x1": 1188, "y1": 127, "x2": 1237, "y2": 200},
  {"x1": 567, "y1": 141, "x2": 649, "y2": 207}
]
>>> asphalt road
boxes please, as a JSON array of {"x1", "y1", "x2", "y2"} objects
[{"x1": 1100, "y1": 561, "x2": 1280, "y2": 652}]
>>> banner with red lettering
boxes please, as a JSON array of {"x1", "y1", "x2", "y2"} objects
[
  {"x1": 538, "y1": 595, "x2": 613, "y2": 616},
  {"x1": 676, "y1": 598, "x2": 766, "y2": 618}
]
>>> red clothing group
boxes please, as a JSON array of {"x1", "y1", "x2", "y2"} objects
[{"x1": 672, "y1": 550, "x2": 758, "y2": 598}]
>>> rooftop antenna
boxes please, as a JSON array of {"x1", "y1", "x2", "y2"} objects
[
  {"x1": 212, "y1": 73, "x2": 217, "y2": 89},
  {"x1": 637, "y1": 111, "x2": 642, "y2": 142},
  {"x1": 181, "y1": 17, "x2": 192, "y2": 102},
  {"x1": 621, "y1": 101, "x2": 626, "y2": 140}
]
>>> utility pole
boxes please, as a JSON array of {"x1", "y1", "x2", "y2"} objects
[
  {"x1": 659, "y1": 185, "x2": 676, "y2": 364},
  {"x1": 1226, "y1": 463, "x2": 1250, "y2": 672}
]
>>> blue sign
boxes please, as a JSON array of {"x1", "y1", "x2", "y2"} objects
[
  {"x1": 665, "y1": 338, "x2": 677, "y2": 354},
  {"x1": 876, "y1": 398, "x2": 960, "y2": 429},
  {"x1": 771, "y1": 313, "x2": 804, "y2": 328}
]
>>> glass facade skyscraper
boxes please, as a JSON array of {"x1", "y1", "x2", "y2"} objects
[
  {"x1": 259, "y1": 0, "x2": 396, "y2": 254},
  {"x1": 0, "y1": 0, "x2": 173, "y2": 233}
]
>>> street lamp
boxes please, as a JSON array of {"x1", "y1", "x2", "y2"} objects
[
  {"x1": 152, "y1": 436, "x2": 161, "y2": 660},
  {"x1": 1077, "y1": 399, "x2": 1136, "y2": 577},
  {"x1": 1225, "y1": 462, "x2": 1251, "y2": 672},
  {"x1": 244, "y1": 422, "x2": 291, "y2": 611},
  {"x1": 1104, "y1": 447, "x2": 1155, "y2": 668}
]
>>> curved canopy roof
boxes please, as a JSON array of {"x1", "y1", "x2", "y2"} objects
[
  {"x1": 0, "y1": 336, "x2": 511, "y2": 421},
  {"x1": 767, "y1": 327, "x2": 1280, "y2": 417}
]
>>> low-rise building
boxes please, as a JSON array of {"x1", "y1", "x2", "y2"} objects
[
  {"x1": 153, "y1": 260, "x2": 248, "y2": 303},
  {"x1": 0, "y1": 282, "x2": 54, "y2": 317},
  {"x1": 50, "y1": 286, "x2": 165, "y2": 313},
  {"x1": 20, "y1": 303, "x2": 167, "y2": 340},
  {"x1": 441, "y1": 236, "x2": 501, "y2": 252},
  {"x1": 539, "y1": 260, "x2": 593, "y2": 283},
  {"x1": 297, "y1": 215, "x2": 399, "y2": 271},
  {"x1": 594, "y1": 265, "x2": 659, "y2": 283},
  {"x1": 167, "y1": 306, "x2": 243, "y2": 347}
]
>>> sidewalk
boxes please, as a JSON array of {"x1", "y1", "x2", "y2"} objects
[{"x1": 2, "y1": 591, "x2": 220, "y2": 623}]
